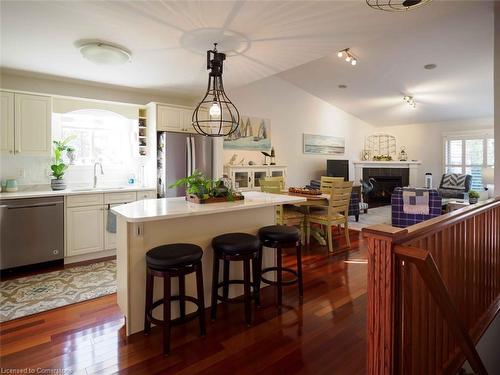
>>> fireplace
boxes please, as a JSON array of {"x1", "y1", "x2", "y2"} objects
[{"x1": 362, "y1": 167, "x2": 410, "y2": 205}]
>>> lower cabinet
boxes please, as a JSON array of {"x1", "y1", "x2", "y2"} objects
[{"x1": 66, "y1": 205, "x2": 104, "y2": 256}]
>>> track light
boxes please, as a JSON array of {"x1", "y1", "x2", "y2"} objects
[
  {"x1": 403, "y1": 95, "x2": 416, "y2": 109},
  {"x1": 337, "y1": 48, "x2": 358, "y2": 66}
]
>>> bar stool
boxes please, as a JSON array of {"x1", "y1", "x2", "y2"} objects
[
  {"x1": 258, "y1": 225, "x2": 303, "y2": 306},
  {"x1": 144, "y1": 243, "x2": 206, "y2": 355},
  {"x1": 211, "y1": 233, "x2": 261, "y2": 326}
]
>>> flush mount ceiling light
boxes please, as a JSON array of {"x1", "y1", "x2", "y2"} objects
[
  {"x1": 79, "y1": 41, "x2": 131, "y2": 65},
  {"x1": 366, "y1": 0, "x2": 432, "y2": 12},
  {"x1": 424, "y1": 63, "x2": 437, "y2": 70},
  {"x1": 337, "y1": 49, "x2": 358, "y2": 66},
  {"x1": 192, "y1": 43, "x2": 240, "y2": 137},
  {"x1": 403, "y1": 95, "x2": 416, "y2": 109}
]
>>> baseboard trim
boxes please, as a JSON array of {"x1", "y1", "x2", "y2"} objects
[{"x1": 64, "y1": 249, "x2": 116, "y2": 265}]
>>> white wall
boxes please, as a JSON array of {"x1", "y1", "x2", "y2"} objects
[
  {"x1": 377, "y1": 118, "x2": 494, "y2": 187},
  {"x1": 220, "y1": 76, "x2": 375, "y2": 186}
]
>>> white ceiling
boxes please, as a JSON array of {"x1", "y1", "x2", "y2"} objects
[{"x1": 0, "y1": 1, "x2": 494, "y2": 126}]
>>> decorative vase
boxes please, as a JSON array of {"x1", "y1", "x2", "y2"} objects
[
  {"x1": 51, "y1": 178, "x2": 67, "y2": 191},
  {"x1": 67, "y1": 150, "x2": 76, "y2": 165}
]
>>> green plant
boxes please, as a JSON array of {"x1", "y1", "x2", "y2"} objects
[
  {"x1": 51, "y1": 136, "x2": 75, "y2": 180},
  {"x1": 169, "y1": 170, "x2": 237, "y2": 200},
  {"x1": 468, "y1": 190, "x2": 480, "y2": 199}
]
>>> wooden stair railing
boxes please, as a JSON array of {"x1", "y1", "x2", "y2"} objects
[
  {"x1": 394, "y1": 245, "x2": 487, "y2": 375},
  {"x1": 363, "y1": 198, "x2": 500, "y2": 375}
]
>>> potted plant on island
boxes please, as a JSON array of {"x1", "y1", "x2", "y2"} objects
[
  {"x1": 50, "y1": 136, "x2": 75, "y2": 191},
  {"x1": 170, "y1": 170, "x2": 242, "y2": 203},
  {"x1": 468, "y1": 190, "x2": 480, "y2": 204}
]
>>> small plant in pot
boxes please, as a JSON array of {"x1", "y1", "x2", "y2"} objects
[
  {"x1": 468, "y1": 190, "x2": 480, "y2": 204},
  {"x1": 50, "y1": 136, "x2": 75, "y2": 191}
]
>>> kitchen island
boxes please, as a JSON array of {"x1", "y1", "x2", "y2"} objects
[{"x1": 112, "y1": 191, "x2": 306, "y2": 335}]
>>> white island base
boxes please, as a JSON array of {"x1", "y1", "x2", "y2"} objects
[{"x1": 112, "y1": 192, "x2": 306, "y2": 336}]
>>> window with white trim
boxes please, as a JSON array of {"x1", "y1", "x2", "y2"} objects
[{"x1": 444, "y1": 132, "x2": 494, "y2": 190}]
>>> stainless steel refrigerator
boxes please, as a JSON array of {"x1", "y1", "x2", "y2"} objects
[{"x1": 157, "y1": 132, "x2": 213, "y2": 198}]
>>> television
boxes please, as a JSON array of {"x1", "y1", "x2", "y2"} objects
[{"x1": 326, "y1": 160, "x2": 349, "y2": 181}]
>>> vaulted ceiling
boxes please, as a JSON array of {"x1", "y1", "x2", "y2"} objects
[{"x1": 0, "y1": 1, "x2": 494, "y2": 126}]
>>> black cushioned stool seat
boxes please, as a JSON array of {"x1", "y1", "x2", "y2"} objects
[
  {"x1": 146, "y1": 243, "x2": 203, "y2": 269},
  {"x1": 211, "y1": 233, "x2": 261, "y2": 326},
  {"x1": 144, "y1": 243, "x2": 205, "y2": 356},
  {"x1": 258, "y1": 225, "x2": 303, "y2": 307}
]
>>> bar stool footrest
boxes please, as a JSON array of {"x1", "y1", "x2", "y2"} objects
[
  {"x1": 215, "y1": 280, "x2": 259, "y2": 304},
  {"x1": 147, "y1": 295, "x2": 202, "y2": 326},
  {"x1": 261, "y1": 266, "x2": 298, "y2": 286}
]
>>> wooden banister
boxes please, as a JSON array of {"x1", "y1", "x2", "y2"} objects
[
  {"x1": 363, "y1": 198, "x2": 500, "y2": 375},
  {"x1": 394, "y1": 245, "x2": 487, "y2": 375}
]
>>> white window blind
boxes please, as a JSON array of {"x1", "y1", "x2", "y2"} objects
[{"x1": 444, "y1": 132, "x2": 494, "y2": 190}]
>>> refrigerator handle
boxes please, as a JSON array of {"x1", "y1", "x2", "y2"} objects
[
  {"x1": 186, "y1": 136, "x2": 192, "y2": 176},
  {"x1": 191, "y1": 136, "x2": 196, "y2": 172}
]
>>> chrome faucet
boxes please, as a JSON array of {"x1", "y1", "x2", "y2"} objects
[{"x1": 93, "y1": 162, "x2": 104, "y2": 188}]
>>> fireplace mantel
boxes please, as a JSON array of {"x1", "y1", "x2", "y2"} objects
[{"x1": 353, "y1": 160, "x2": 422, "y2": 187}]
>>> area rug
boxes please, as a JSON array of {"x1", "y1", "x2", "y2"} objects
[
  {"x1": 348, "y1": 205, "x2": 392, "y2": 231},
  {"x1": 0, "y1": 260, "x2": 116, "y2": 322}
]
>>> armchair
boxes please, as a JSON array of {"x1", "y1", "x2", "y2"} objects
[{"x1": 437, "y1": 173, "x2": 472, "y2": 199}]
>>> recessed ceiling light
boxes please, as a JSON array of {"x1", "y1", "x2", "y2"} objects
[
  {"x1": 78, "y1": 41, "x2": 131, "y2": 65},
  {"x1": 424, "y1": 63, "x2": 437, "y2": 70},
  {"x1": 338, "y1": 84, "x2": 348, "y2": 89}
]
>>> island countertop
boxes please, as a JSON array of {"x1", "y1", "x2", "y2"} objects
[{"x1": 111, "y1": 191, "x2": 306, "y2": 223}]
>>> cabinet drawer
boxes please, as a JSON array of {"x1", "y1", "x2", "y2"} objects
[
  {"x1": 104, "y1": 191, "x2": 137, "y2": 204},
  {"x1": 67, "y1": 193, "x2": 103, "y2": 207},
  {"x1": 136, "y1": 190, "x2": 157, "y2": 200}
]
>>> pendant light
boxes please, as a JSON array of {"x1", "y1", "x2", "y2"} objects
[{"x1": 192, "y1": 43, "x2": 240, "y2": 137}]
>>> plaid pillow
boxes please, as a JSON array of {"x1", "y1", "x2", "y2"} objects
[{"x1": 441, "y1": 173, "x2": 466, "y2": 190}]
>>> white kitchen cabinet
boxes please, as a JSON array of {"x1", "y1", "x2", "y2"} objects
[
  {"x1": 224, "y1": 165, "x2": 288, "y2": 191},
  {"x1": 66, "y1": 205, "x2": 104, "y2": 256},
  {"x1": 0, "y1": 91, "x2": 15, "y2": 154},
  {"x1": 136, "y1": 190, "x2": 157, "y2": 200},
  {"x1": 157, "y1": 105, "x2": 183, "y2": 132},
  {"x1": 14, "y1": 93, "x2": 52, "y2": 155}
]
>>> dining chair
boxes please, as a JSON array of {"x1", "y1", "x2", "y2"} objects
[
  {"x1": 319, "y1": 176, "x2": 345, "y2": 194},
  {"x1": 306, "y1": 180, "x2": 353, "y2": 254},
  {"x1": 260, "y1": 179, "x2": 305, "y2": 244},
  {"x1": 264, "y1": 176, "x2": 285, "y2": 190}
]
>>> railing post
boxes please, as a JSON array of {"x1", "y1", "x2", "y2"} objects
[{"x1": 362, "y1": 225, "x2": 408, "y2": 375}]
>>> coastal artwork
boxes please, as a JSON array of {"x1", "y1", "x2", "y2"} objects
[
  {"x1": 223, "y1": 116, "x2": 271, "y2": 151},
  {"x1": 303, "y1": 133, "x2": 345, "y2": 155}
]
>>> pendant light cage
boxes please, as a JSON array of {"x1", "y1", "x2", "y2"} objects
[
  {"x1": 192, "y1": 44, "x2": 240, "y2": 137},
  {"x1": 366, "y1": 0, "x2": 432, "y2": 12}
]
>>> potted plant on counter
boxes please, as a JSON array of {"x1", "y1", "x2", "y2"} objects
[
  {"x1": 468, "y1": 190, "x2": 480, "y2": 204},
  {"x1": 170, "y1": 170, "x2": 243, "y2": 203},
  {"x1": 50, "y1": 136, "x2": 75, "y2": 191}
]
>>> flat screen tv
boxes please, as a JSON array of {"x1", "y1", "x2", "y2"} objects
[{"x1": 326, "y1": 160, "x2": 349, "y2": 181}]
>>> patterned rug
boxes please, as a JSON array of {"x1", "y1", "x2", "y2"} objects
[{"x1": 0, "y1": 260, "x2": 116, "y2": 322}]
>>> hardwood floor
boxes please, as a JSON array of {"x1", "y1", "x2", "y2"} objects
[{"x1": 0, "y1": 230, "x2": 368, "y2": 374}]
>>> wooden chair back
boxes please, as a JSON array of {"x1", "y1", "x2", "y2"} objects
[
  {"x1": 264, "y1": 176, "x2": 285, "y2": 190},
  {"x1": 320, "y1": 176, "x2": 345, "y2": 194},
  {"x1": 328, "y1": 180, "x2": 353, "y2": 216},
  {"x1": 259, "y1": 179, "x2": 282, "y2": 194}
]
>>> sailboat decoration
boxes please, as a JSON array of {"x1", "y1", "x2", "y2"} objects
[
  {"x1": 223, "y1": 116, "x2": 271, "y2": 151},
  {"x1": 254, "y1": 119, "x2": 267, "y2": 141},
  {"x1": 243, "y1": 118, "x2": 253, "y2": 138}
]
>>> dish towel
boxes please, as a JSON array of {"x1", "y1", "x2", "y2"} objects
[
  {"x1": 106, "y1": 209, "x2": 117, "y2": 233},
  {"x1": 402, "y1": 188, "x2": 430, "y2": 215}
]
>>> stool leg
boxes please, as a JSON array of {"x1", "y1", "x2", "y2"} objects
[
  {"x1": 163, "y1": 274, "x2": 171, "y2": 355},
  {"x1": 296, "y1": 242, "x2": 304, "y2": 300},
  {"x1": 178, "y1": 274, "x2": 186, "y2": 319},
  {"x1": 252, "y1": 249, "x2": 261, "y2": 306},
  {"x1": 144, "y1": 268, "x2": 154, "y2": 334},
  {"x1": 277, "y1": 247, "x2": 283, "y2": 306},
  {"x1": 223, "y1": 260, "x2": 230, "y2": 299},
  {"x1": 210, "y1": 254, "x2": 219, "y2": 321},
  {"x1": 243, "y1": 258, "x2": 252, "y2": 326},
  {"x1": 195, "y1": 262, "x2": 206, "y2": 336}
]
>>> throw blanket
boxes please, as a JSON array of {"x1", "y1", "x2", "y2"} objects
[
  {"x1": 402, "y1": 188, "x2": 430, "y2": 215},
  {"x1": 441, "y1": 173, "x2": 466, "y2": 190}
]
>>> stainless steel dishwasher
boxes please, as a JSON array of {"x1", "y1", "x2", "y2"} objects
[{"x1": 0, "y1": 196, "x2": 64, "y2": 270}]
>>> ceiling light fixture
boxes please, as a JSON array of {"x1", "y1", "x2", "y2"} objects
[
  {"x1": 79, "y1": 41, "x2": 131, "y2": 65},
  {"x1": 403, "y1": 95, "x2": 416, "y2": 109},
  {"x1": 424, "y1": 63, "x2": 437, "y2": 70},
  {"x1": 366, "y1": 0, "x2": 432, "y2": 12},
  {"x1": 337, "y1": 48, "x2": 358, "y2": 66},
  {"x1": 192, "y1": 43, "x2": 240, "y2": 137}
]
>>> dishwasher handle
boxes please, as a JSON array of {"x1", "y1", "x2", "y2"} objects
[{"x1": 6, "y1": 202, "x2": 60, "y2": 209}]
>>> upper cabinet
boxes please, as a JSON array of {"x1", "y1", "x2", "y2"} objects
[
  {"x1": 1, "y1": 91, "x2": 52, "y2": 156},
  {"x1": 150, "y1": 103, "x2": 204, "y2": 134}
]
